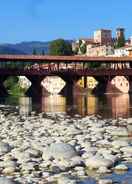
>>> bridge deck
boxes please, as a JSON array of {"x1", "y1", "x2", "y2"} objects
[{"x1": 0, "y1": 55, "x2": 132, "y2": 63}]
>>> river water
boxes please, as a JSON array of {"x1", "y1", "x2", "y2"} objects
[{"x1": 0, "y1": 93, "x2": 132, "y2": 119}]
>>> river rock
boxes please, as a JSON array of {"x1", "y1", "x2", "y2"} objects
[
  {"x1": 3, "y1": 167, "x2": 16, "y2": 174},
  {"x1": 0, "y1": 177, "x2": 19, "y2": 184},
  {"x1": 114, "y1": 164, "x2": 128, "y2": 171},
  {"x1": 120, "y1": 146, "x2": 132, "y2": 154},
  {"x1": 111, "y1": 140, "x2": 129, "y2": 149},
  {"x1": 97, "y1": 166, "x2": 112, "y2": 174},
  {"x1": 98, "y1": 179, "x2": 113, "y2": 184},
  {"x1": 127, "y1": 118, "x2": 132, "y2": 124},
  {"x1": 85, "y1": 156, "x2": 113, "y2": 169},
  {"x1": 107, "y1": 127, "x2": 128, "y2": 137},
  {"x1": 0, "y1": 142, "x2": 12, "y2": 155},
  {"x1": 42, "y1": 143, "x2": 78, "y2": 161},
  {"x1": 57, "y1": 176, "x2": 77, "y2": 184}
]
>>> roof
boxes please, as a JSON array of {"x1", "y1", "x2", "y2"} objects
[{"x1": 0, "y1": 54, "x2": 132, "y2": 62}]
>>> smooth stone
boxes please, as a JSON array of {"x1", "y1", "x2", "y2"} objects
[
  {"x1": 77, "y1": 170, "x2": 85, "y2": 176},
  {"x1": 0, "y1": 177, "x2": 19, "y2": 184},
  {"x1": 114, "y1": 164, "x2": 128, "y2": 171},
  {"x1": 120, "y1": 146, "x2": 132, "y2": 153},
  {"x1": 42, "y1": 143, "x2": 78, "y2": 161},
  {"x1": 70, "y1": 156, "x2": 84, "y2": 167},
  {"x1": 107, "y1": 127, "x2": 128, "y2": 137},
  {"x1": 97, "y1": 166, "x2": 112, "y2": 174},
  {"x1": 111, "y1": 140, "x2": 129, "y2": 149},
  {"x1": 3, "y1": 167, "x2": 16, "y2": 174},
  {"x1": 42, "y1": 171, "x2": 50, "y2": 177},
  {"x1": 0, "y1": 142, "x2": 12, "y2": 155},
  {"x1": 85, "y1": 156, "x2": 113, "y2": 169},
  {"x1": 127, "y1": 118, "x2": 132, "y2": 124},
  {"x1": 98, "y1": 179, "x2": 113, "y2": 184},
  {"x1": 101, "y1": 154, "x2": 119, "y2": 164},
  {"x1": 57, "y1": 176, "x2": 77, "y2": 184}
]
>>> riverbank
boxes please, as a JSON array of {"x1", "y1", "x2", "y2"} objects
[{"x1": 0, "y1": 106, "x2": 132, "y2": 183}]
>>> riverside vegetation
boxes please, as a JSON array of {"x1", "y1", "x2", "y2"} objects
[{"x1": 0, "y1": 105, "x2": 132, "y2": 184}]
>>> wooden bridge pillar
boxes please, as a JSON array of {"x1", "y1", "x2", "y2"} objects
[
  {"x1": 0, "y1": 76, "x2": 8, "y2": 96},
  {"x1": 25, "y1": 76, "x2": 44, "y2": 97},
  {"x1": 84, "y1": 76, "x2": 87, "y2": 88},
  {"x1": 59, "y1": 74, "x2": 80, "y2": 97}
]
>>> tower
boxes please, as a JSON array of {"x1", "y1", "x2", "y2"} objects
[
  {"x1": 94, "y1": 29, "x2": 112, "y2": 45},
  {"x1": 116, "y1": 28, "x2": 125, "y2": 40},
  {"x1": 115, "y1": 28, "x2": 125, "y2": 48}
]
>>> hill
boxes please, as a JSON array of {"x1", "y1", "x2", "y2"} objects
[
  {"x1": 0, "y1": 41, "x2": 50, "y2": 55},
  {"x1": 0, "y1": 40, "x2": 73, "y2": 55}
]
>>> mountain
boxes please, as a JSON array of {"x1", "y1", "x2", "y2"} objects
[
  {"x1": 0, "y1": 41, "x2": 50, "y2": 55},
  {"x1": 0, "y1": 45, "x2": 26, "y2": 55},
  {"x1": 0, "y1": 40, "x2": 73, "y2": 55}
]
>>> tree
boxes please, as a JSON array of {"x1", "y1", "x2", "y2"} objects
[
  {"x1": 49, "y1": 39, "x2": 73, "y2": 56},
  {"x1": 79, "y1": 40, "x2": 82, "y2": 47},
  {"x1": 115, "y1": 35, "x2": 125, "y2": 48},
  {"x1": 80, "y1": 43, "x2": 86, "y2": 54}
]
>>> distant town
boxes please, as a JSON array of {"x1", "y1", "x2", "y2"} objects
[{"x1": 72, "y1": 28, "x2": 132, "y2": 57}]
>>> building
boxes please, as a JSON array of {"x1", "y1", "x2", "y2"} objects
[
  {"x1": 86, "y1": 45, "x2": 114, "y2": 56},
  {"x1": 94, "y1": 29, "x2": 112, "y2": 45},
  {"x1": 116, "y1": 28, "x2": 125, "y2": 40},
  {"x1": 114, "y1": 45, "x2": 132, "y2": 57},
  {"x1": 72, "y1": 38, "x2": 95, "y2": 55}
]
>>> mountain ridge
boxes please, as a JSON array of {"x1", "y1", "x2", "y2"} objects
[{"x1": 0, "y1": 40, "x2": 73, "y2": 55}]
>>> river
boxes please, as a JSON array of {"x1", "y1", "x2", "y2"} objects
[{"x1": 0, "y1": 93, "x2": 132, "y2": 119}]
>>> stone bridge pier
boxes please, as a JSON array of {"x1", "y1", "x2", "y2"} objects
[
  {"x1": 93, "y1": 75, "x2": 130, "y2": 94},
  {"x1": 128, "y1": 76, "x2": 132, "y2": 93}
]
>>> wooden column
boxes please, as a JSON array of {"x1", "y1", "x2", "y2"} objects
[{"x1": 84, "y1": 76, "x2": 87, "y2": 88}]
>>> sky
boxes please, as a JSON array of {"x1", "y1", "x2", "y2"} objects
[{"x1": 0, "y1": 0, "x2": 132, "y2": 43}]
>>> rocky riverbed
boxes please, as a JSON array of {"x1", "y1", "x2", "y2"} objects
[{"x1": 0, "y1": 105, "x2": 132, "y2": 183}]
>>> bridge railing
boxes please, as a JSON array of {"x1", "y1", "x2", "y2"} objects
[{"x1": 0, "y1": 61, "x2": 131, "y2": 72}]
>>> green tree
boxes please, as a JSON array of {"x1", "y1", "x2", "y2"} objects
[
  {"x1": 89, "y1": 62, "x2": 101, "y2": 68},
  {"x1": 115, "y1": 35, "x2": 125, "y2": 48},
  {"x1": 49, "y1": 39, "x2": 73, "y2": 56},
  {"x1": 80, "y1": 43, "x2": 86, "y2": 54},
  {"x1": 79, "y1": 40, "x2": 82, "y2": 47}
]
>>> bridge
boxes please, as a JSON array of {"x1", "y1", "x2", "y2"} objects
[{"x1": 0, "y1": 54, "x2": 132, "y2": 96}]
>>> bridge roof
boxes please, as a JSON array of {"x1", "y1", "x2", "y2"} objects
[{"x1": 0, "y1": 55, "x2": 132, "y2": 62}]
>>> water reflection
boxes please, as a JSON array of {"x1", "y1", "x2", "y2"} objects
[
  {"x1": 1, "y1": 93, "x2": 132, "y2": 119},
  {"x1": 41, "y1": 95, "x2": 66, "y2": 113},
  {"x1": 19, "y1": 97, "x2": 32, "y2": 115},
  {"x1": 106, "y1": 94, "x2": 130, "y2": 118}
]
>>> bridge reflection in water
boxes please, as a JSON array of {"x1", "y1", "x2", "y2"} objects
[{"x1": 16, "y1": 93, "x2": 132, "y2": 119}]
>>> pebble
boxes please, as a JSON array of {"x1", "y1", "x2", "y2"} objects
[
  {"x1": 0, "y1": 177, "x2": 19, "y2": 184},
  {"x1": 98, "y1": 179, "x2": 113, "y2": 184},
  {"x1": 0, "y1": 107, "x2": 132, "y2": 184},
  {"x1": 114, "y1": 164, "x2": 128, "y2": 171}
]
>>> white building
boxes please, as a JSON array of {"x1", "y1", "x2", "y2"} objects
[
  {"x1": 86, "y1": 45, "x2": 114, "y2": 56},
  {"x1": 114, "y1": 46, "x2": 132, "y2": 57}
]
